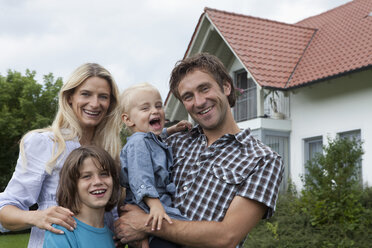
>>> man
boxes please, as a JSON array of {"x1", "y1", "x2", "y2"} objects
[{"x1": 115, "y1": 53, "x2": 284, "y2": 248}]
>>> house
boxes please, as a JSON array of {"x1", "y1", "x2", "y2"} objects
[{"x1": 164, "y1": 0, "x2": 372, "y2": 190}]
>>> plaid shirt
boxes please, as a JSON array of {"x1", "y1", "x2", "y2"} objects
[{"x1": 166, "y1": 125, "x2": 283, "y2": 247}]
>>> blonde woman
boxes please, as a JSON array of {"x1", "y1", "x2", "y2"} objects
[{"x1": 0, "y1": 63, "x2": 122, "y2": 248}]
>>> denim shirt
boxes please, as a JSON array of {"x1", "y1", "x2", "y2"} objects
[{"x1": 120, "y1": 132, "x2": 187, "y2": 220}]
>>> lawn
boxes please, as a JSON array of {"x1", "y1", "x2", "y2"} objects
[
  {"x1": 0, "y1": 233, "x2": 130, "y2": 247},
  {"x1": 0, "y1": 233, "x2": 29, "y2": 248}
]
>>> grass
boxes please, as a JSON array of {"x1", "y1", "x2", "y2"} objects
[
  {"x1": 0, "y1": 233, "x2": 130, "y2": 248},
  {"x1": 0, "y1": 233, "x2": 29, "y2": 248}
]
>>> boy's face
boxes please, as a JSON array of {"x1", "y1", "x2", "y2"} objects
[
  {"x1": 123, "y1": 89, "x2": 165, "y2": 136},
  {"x1": 77, "y1": 157, "x2": 113, "y2": 212}
]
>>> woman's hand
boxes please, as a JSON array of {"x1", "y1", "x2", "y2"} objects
[
  {"x1": 32, "y1": 206, "x2": 76, "y2": 234},
  {"x1": 0, "y1": 205, "x2": 76, "y2": 234}
]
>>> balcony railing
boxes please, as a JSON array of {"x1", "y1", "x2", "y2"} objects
[
  {"x1": 234, "y1": 89, "x2": 290, "y2": 122},
  {"x1": 234, "y1": 87, "x2": 257, "y2": 122}
]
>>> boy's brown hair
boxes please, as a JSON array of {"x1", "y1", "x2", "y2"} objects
[
  {"x1": 169, "y1": 52, "x2": 236, "y2": 107},
  {"x1": 57, "y1": 146, "x2": 120, "y2": 214}
]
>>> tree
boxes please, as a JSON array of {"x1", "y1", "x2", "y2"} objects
[
  {"x1": 0, "y1": 70, "x2": 62, "y2": 191},
  {"x1": 299, "y1": 137, "x2": 364, "y2": 246}
]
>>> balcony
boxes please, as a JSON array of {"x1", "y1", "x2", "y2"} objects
[
  {"x1": 234, "y1": 88, "x2": 290, "y2": 122},
  {"x1": 263, "y1": 90, "x2": 290, "y2": 120}
]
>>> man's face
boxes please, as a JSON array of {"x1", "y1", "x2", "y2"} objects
[{"x1": 178, "y1": 70, "x2": 231, "y2": 131}]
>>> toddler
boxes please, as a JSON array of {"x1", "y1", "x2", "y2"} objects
[{"x1": 120, "y1": 83, "x2": 190, "y2": 248}]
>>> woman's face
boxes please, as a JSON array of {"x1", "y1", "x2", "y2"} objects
[{"x1": 68, "y1": 76, "x2": 111, "y2": 131}]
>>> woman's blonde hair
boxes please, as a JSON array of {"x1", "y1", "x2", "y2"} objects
[{"x1": 20, "y1": 63, "x2": 122, "y2": 174}]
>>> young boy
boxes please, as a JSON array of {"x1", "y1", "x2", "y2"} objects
[
  {"x1": 119, "y1": 83, "x2": 190, "y2": 248},
  {"x1": 43, "y1": 146, "x2": 120, "y2": 247}
]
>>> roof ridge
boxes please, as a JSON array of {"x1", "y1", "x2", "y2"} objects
[
  {"x1": 285, "y1": 30, "x2": 317, "y2": 88},
  {"x1": 296, "y1": 0, "x2": 353, "y2": 25},
  {"x1": 204, "y1": 7, "x2": 316, "y2": 32}
]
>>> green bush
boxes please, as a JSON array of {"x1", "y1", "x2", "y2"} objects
[
  {"x1": 245, "y1": 186, "x2": 372, "y2": 248},
  {"x1": 300, "y1": 137, "x2": 364, "y2": 229},
  {"x1": 245, "y1": 137, "x2": 372, "y2": 248}
]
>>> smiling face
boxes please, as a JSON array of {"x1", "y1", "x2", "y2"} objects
[
  {"x1": 68, "y1": 76, "x2": 111, "y2": 133},
  {"x1": 122, "y1": 88, "x2": 165, "y2": 136},
  {"x1": 77, "y1": 157, "x2": 113, "y2": 213},
  {"x1": 178, "y1": 69, "x2": 231, "y2": 131}
]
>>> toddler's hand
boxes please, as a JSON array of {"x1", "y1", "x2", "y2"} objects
[
  {"x1": 145, "y1": 205, "x2": 173, "y2": 231},
  {"x1": 167, "y1": 120, "x2": 192, "y2": 135}
]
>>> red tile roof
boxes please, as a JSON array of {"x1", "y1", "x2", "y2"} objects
[
  {"x1": 194, "y1": 0, "x2": 372, "y2": 89},
  {"x1": 203, "y1": 8, "x2": 316, "y2": 88},
  {"x1": 289, "y1": 0, "x2": 372, "y2": 88}
]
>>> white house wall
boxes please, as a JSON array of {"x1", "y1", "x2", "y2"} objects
[{"x1": 290, "y1": 69, "x2": 372, "y2": 189}]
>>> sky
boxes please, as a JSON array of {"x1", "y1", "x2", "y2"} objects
[{"x1": 0, "y1": 0, "x2": 351, "y2": 100}]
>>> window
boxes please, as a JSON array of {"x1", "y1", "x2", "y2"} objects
[
  {"x1": 304, "y1": 136, "x2": 323, "y2": 173},
  {"x1": 338, "y1": 129, "x2": 362, "y2": 182},
  {"x1": 339, "y1": 129, "x2": 361, "y2": 141},
  {"x1": 265, "y1": 132, "x2": 289, "y2": 192},
  {"x1": 234, "y1": 71, "x2": 257, "y2": 122}
]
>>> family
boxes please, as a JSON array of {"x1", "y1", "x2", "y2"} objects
[{"x1": 0, "y1": 53, "x2": 284, "y2": 248}]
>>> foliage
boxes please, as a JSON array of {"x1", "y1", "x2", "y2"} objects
[
  {"x1": 245, "y1": 186, "x2": 372, "y2": 248},
  {"x1": 0, "y1": 70, "x2": 62, "y2": 191},
  {"x1": 245, "y1": 138, "x2": 372, "y2": 248},
  {"x1": 234, "y1": 87, "x2": 244, "y2": 98},
  {"x1": 120, "y1": 126, "x2": 131, "y2": 146},
  {"x1": 300, "y1": 137, "x2": 364, "y2": 228}
]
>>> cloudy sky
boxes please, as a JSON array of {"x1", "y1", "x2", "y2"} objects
[{"x1": 0, "y1": 0, "x2": 350, "y2": 99}]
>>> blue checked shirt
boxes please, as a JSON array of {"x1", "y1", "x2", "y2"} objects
[{"x1": 165, "y1": 125, "x2": 284, "y2": 247}]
